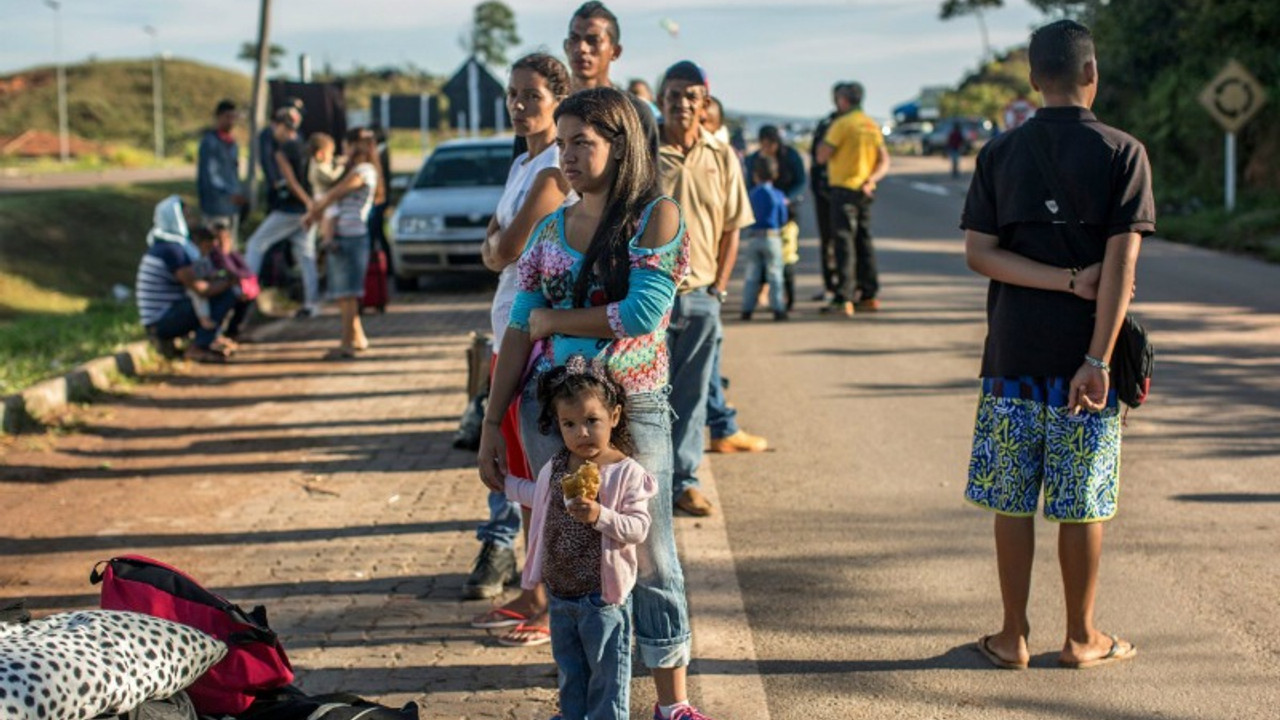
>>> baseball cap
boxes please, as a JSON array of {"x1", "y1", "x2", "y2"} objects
[{"x1": 661, "y1": 60, "x2": 709, "y2": 91}]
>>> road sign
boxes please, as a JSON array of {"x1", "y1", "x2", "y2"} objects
[{"x1": 1198, "y1": 60, "x2": 1268, "y2": 133}]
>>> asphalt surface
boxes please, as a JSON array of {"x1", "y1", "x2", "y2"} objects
[{"x1": 706, "y1": 155, "x2": 1280, "y2": 719}]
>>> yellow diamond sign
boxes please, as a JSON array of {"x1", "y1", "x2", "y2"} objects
[{"x1": 1199, "y1": 60, "x2": 1268, "y2": 133}]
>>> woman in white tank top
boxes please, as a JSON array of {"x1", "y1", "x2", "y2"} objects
[{"x1": 469, "y1": 53, "x2": 574, "y2": 647}]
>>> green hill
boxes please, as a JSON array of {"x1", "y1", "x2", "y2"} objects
[{"x1": 0, "y1": 58, "x2": 252, "y2": 158}]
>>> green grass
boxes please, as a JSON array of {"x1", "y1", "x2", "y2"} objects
[
  {"x1": 0, "y1": 180, "x2": 195, "y2": 310},
  {"x1": 0, "y1": 300, "x2": 144, "y2": 395},
  {"x1": 1160, "y1": 198, "x2": 1280, "y2": 264},
  {"x1": 0, "y1": 180, "x2": 198, "y2": 394}
]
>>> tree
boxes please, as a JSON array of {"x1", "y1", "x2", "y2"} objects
[
  {"x1": 237, "y1": 41, "x2": 286, "y2": 70},
  {"x1": 469, "y1": 1, "x2": 520, "y2": 68},
  {"x1": 939, "y1": 0, "x2": 1003, "y2": 61},
  {"x1": 940, "y1": 48, "x2": 1036, "y2": 121}
]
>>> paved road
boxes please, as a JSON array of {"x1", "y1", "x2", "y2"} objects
[{"x1": 708, "y1": 155, "x2": 1280, "y2": 719}]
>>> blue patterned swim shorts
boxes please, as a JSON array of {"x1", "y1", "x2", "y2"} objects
[{"x1": 965, "y1": 376, "x2": 1122, "y2": 523}]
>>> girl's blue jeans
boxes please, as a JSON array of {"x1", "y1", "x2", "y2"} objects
[
  {"x1": 520, "y1": 384, "x2": 692, "y2": 669},
  {"x1": 550, "y1": 592, "x2": 632, "y2": 720}
]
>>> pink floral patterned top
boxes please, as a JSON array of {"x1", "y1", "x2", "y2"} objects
[{"x1": 508, "y1": 196, "x2": 689, "y2": 395}]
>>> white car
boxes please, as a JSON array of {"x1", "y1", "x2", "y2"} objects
[{"x1": 389, "y1": 135, "x2": 514, "y2": 288}]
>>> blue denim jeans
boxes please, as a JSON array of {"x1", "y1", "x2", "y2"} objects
[
  {"x1": 521, "y1": 384, "x2": 691, "y2": 669},
  {"x1": 705, "y1": 334, "x2": 738, "y2": 441},
  {"x1": 150, "y1": 290, "x2": 237, "y2": 349},
  {"x1": 549, "y1": 592, "x2": 632, "y2": 720},
  {"x1": 668, "y1": 291, "x2": 721, "y2": 498},
  {"x1": 477, "y1": 490, "x2": 521, "y2": 550},
  {"x1": 741, "y1": 229, "x2": 786, "y2": 314}
]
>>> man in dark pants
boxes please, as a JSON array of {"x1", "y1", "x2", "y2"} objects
[
  {"x1": 809, "y1": 83, "x2": 843, "y2": 302},
  {"x1": 815, "y1": 82, "x2": 890, "y2": 316}
]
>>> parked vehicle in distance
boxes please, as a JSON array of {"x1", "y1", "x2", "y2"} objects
[
  {"x1": 885, "y1": 121, "x2": 929, "y2": 155},
  {"x1": 920, "y1": 117, "x2": 994, "y2": 155},
  {"x1": 389, "y1": 135, "x2": 514, "y2": 289}
]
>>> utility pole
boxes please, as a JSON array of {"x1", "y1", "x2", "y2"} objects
[
  {"x1": 144, "y1": 25, "x2": 164, "y2": 159},
  {"x1": 43, "y1": 0, "x2": 69, "y2": 163},
  {"x1": 245, "y1": 0, "x2": 273, "y2": 215}
]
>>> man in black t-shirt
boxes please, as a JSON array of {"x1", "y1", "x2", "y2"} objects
[
  {"x1": 244, "y1": 109, "x2": 319, "y2": 317},
  {"x1": 961, "y1": 19, "x2": 1153, "y2": 671},
  {"x1": 810, "y1": 83, "x2": 843, "y2": 300}
]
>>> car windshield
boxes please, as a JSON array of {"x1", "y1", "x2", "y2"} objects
[{"x1": 414, "y1": 145, "x2": 512, "y2": 189}]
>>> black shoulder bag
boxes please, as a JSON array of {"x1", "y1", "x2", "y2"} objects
[{"x1": 1025, "y1": 123, "x2": 1154, "y2": 409}]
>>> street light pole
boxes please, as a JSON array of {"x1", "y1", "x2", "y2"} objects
[
  {"x1": 144, "y1": 25, "x2": 164, "y2": 159},
  {"x1": 44, "y1": 0, "x2": 69, "y2": 163},
  {"x1": 245, "y1": 0, "x2": 274, "y2": 215}
]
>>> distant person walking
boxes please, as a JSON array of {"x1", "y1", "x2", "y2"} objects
[
  {"x1": 815, "y1": 81, "x2": 890, "y2": 316},
  {"x1": 961, "y1": 19, "x2": 1153, "y2": 671},
  {"x1": 244, "y1": 109, "x2": 319, "y2": 318},
  {"x1": 465, "y1": 53, "x2": 574, "y2": 650},
  {"x1": 809, "y1": 84, "x2": 843, "y2": 302},
  {"x1": 947, "y1": 123, "x2": 965, "y2": 179},
  {"x1": 196, "y1": 100, "x2": 246, "y2": 237},
  {"x1": 304, "y1": 127, "x2": 383, "y2": 359}
]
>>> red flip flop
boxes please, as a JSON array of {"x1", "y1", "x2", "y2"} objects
[
  {"x1": 497, "y1": 622, "x2": 551, "y2": 647},
  {"x1": 470, "y1": 607, "x2": 529, "y2": 629}
]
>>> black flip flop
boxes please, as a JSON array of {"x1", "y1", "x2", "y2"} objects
[{"x1": 976, "y1": 635, "x2": 1029, "y2": 670}]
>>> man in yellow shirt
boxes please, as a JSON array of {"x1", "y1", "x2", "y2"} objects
[{"x1": 815, "y1": 82, "x2": 890, "y2": 316}]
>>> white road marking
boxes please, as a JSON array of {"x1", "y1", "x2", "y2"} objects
[{"x1": 909, "y1": 181, "x2": 951, "y2": 197}]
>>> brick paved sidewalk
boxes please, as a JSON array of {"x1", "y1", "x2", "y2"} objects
[{"x1": 0, "y1": 291, "x2": 580, "y2": 718}]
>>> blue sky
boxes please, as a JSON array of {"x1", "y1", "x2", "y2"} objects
[{"x1": 2, "y1": 0, "x2": 1049, "y2": 119}]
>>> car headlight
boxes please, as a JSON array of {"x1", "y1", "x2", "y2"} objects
[{"x1": 398, "y1": 214, "x2": 445, "y2": 235}]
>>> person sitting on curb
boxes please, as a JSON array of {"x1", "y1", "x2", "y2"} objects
[{"x1": 134, "y1": 197, "x2": 237, "y2": 363}]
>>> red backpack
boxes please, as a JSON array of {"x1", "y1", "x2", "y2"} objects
[{"x1": 91, "y1": 554, "x2": 294, "y2": 715}]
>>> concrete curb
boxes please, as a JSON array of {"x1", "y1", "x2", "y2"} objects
[
  {"x1": 678, "y1": 460, "x2": 772, "y2": 719},
  {"x1": 1, "y1": 341, "x2": 153, "y2": 434},
  {"x1": 0, "y1": 311, "x2": 296, "y2": 435}
]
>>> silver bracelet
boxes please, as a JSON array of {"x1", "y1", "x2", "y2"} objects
[{"x1": 1084, "y1": 354, "x2": 1110, "y2": 372}]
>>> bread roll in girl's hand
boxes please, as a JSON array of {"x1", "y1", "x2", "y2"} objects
[{"x1": 562, "y1": 460, "x2": 601, "y2": 502}]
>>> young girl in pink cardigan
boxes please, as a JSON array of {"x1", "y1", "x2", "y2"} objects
[{"x1": 485, "y1": 355, "x2": 655, "y2": 720}]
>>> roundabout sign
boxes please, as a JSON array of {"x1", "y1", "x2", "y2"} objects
[
  {"x1": 1198, "y1": 60, "x2": 1267, "y2": 211},
  {"x1": 1198, "y1": 60, "x2": 1266, "y2": 133}
]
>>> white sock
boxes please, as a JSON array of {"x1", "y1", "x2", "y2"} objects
[{"x1": 658, "y1": 702, "x2": 690, "y2": 719}]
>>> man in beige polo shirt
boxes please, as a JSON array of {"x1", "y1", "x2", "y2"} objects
[{"x1": 656, "y1": 60, "x2": 758, "y2": 519}]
